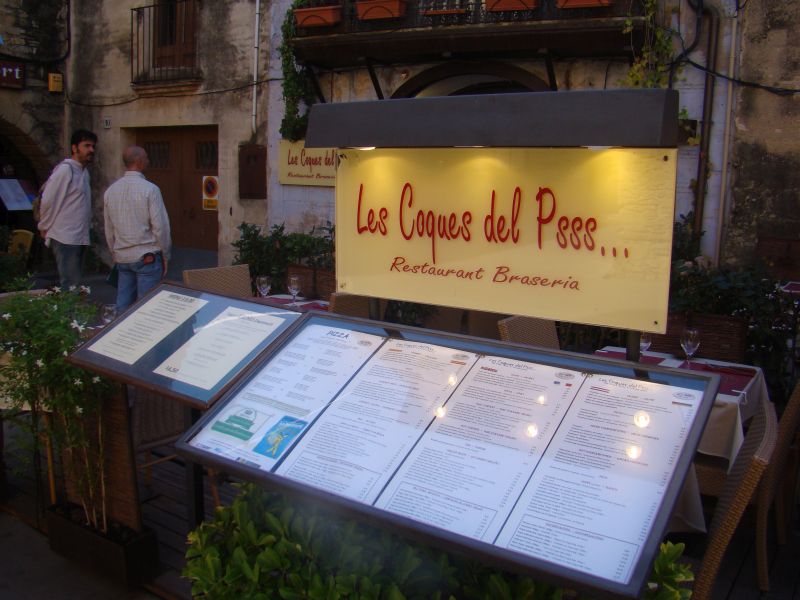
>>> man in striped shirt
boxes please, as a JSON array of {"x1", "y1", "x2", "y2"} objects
[{"x1": 103, "y1": 145, "x2": 171, "y2": 311}]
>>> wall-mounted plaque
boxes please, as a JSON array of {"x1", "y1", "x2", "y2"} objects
[{"x1": 178, "y1": 313, "x2": 719, "y2": 597}]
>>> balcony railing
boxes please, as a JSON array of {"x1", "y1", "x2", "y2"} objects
[
  {"x1": 292, "y1": 0, "x2": 640, "y2": 37},
  {"x1": 131, "y1": 0, "x2": 200, "y2": 85}
]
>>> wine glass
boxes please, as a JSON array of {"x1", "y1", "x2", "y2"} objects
[
  {"x1": 639, "y1": 333, "x2": 652, "y2": 360},
  {"x1": 101, "y1": 304, "x2": 117, "y2": 326},
  {"x1": 255, "y1": 275, "x2": 271, "y2": 298},
  {"x1": 680, "y1": 328, "x2": 700, "y2": 368},
  {"x1": 287, "y1": 275, "x2": 301, "y2": 307}
]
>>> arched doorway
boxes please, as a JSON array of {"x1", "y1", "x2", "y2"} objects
[{"x1": 392, "y1": 61, "x2": 550, "y2": 99}]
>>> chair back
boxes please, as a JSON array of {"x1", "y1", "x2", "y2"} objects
[
  {"x1": 9, "y1": 229, "x2": 33, "y2": 257},
  {"x1": 329, "y1": 292, "x2": 387, "y2": 320},
  {"x1": 497, "y1": 315, "x2": 560, "y2": 350},
  {"x1": 465, "y1": 310, "x2": 508, "y2": 340},
  {"x1": 693, "y1": 398, "x2": 778, "y2": 600},
  {"x1": 182, "y1": 263, "x2": 252, "y2": 297},
  {"x1": 648, "y1": 312, "x2": 748, "y2": 363},
  {"x1": 758, "y1": 384, "x2": 800, "y2": 515}
]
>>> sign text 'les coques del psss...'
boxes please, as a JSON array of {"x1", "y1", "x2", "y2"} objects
[{"x1": 335, "y1": 147, "x2": 677, "y2": 333}]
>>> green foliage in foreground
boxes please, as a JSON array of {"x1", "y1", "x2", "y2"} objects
[
  {"x1": 185, "y1": 483, "x2": 563, "y2": 600},
  {"x1": 186, "y1": 484, "x2": 694, "y2": 599}
]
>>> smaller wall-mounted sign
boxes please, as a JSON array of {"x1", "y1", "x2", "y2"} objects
[
  {"x1": 278, "y1": 140, "x2": 335, "y2": 187},
  {"x1": 202, "y1": 175, "x2": 219, "y2": 211},
  {"x1": 0, "y1": 61, "x2": 25, "y2": 89}
]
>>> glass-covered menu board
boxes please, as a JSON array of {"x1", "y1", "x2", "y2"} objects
[
  {"x1": 69, "y1": 283, "x2": 302, "y2": 408},
  {"x1": 177, "y1": 313, "x2": 719, "y2": 597}
]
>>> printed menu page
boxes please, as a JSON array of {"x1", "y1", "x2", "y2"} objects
[
  {"x1": 374, "y1": 356, "x2": 585, "y2": 542},
  {"x1": 153, "y1": 307, "x2": 287, "y2": 390},
  {"x1": 189, "y1": 324, "x2": 385, "y2": 469},
  {"x1": 274, "y1": 339, "x2": 478, "y2": 503},
  {"x1": 87, "y1": 290, "x2": 207, "y2": 365},
  {"x1": 494, "y1": 373, "x2": 702, "y2": 584}
]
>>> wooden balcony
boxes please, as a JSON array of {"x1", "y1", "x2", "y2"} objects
[{"x1": 290, "y1": 0, "x2": 645, "y2": 69}]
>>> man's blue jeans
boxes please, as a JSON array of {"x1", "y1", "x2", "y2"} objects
[
  {"x1": 51, "y1": 240, "x2": 86, "y2": 290},
  {"x1": 116, "y1": 253, "x2": 163, "y2": 311}
]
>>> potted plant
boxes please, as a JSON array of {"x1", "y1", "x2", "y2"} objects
[
  {"x1": 0, "y1": 287, "x2": 158, "y2": 584},
  {"x1": 485, "y1": 0, "x2": 538, "y2": 12},
  {"x1": 356, "y1": 0, "x2": 407, "y2": 20},
  {"x1": 284, "y1": 223, "x2": 336, "y2": 301},
  {"x1": 293, "y1": 0, "x2": 343, "y2": 28}
]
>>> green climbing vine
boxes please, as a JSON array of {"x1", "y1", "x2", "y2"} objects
[
  {"x1": 623, "y1": 0, "x2": 675, "y2": 88},
  {"x1": 279, "y1": 0, "x2": 318, "y2": 141}
]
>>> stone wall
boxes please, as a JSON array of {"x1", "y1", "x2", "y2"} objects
[
  {"x1": 0, "y1": 0, "x2": 68, "y2": 181},
  {"x1": 723, "y1": 2, "x2": 800, "y2": 273}
]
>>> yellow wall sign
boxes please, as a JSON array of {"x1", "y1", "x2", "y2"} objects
[
  {"x1": 336, "y1": 148, "x2": 677, "y2": 333},
  {"x1": 278, "y1": 140, "x2": 336, "y2": 187}
]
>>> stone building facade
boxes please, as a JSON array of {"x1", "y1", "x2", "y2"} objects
[{"x1": 0, "y1": 0, "x2": 796, "y2": 273}]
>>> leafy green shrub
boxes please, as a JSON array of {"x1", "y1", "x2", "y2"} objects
[
  {"x1": 233, "y1": 223, "x2": 290, "y2": 291},
  {"x1": 0, "y1": 287, "x2": 112, "y2": 529},
  {"x1": 185, "y1": 483, "x2": 564, "y2": 600}
]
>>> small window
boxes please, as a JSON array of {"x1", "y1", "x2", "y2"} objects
[
  {"x1": 195, "y1": 141, "x2": 218, "y2": 171},
  {"x1": 144, "y1": 142, "x2": 170, "y2": 169}
]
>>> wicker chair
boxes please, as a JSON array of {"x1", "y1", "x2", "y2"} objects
[
  {"x1": 8, "y1": 229, "x2": 34, "y2": 257},
  {"x1": 464, "y1": 310, "x2": 508, "y2": 340},
  {"x1": 754, "y1": 383, "x2": 800, "y2": 591},
  {"x1": 329, "y1": 292, "x2": 387, "y2": 320},
  {"x1": 497, "y1": 315, "x2": 560, "y2": 350},
  {"x1": 182, "y1": 263, "x2": 252, "y2": 297},
  {"x1": 691, "y1": 398, "x2": 778, "y2": 600},
  {"x1": 648, "y1": 312, "x2": 748, "y2": 363}
]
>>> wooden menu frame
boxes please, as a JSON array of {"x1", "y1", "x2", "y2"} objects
[
  {"x1": 176, "y1": 311, "x2": 719, "y2": 598},
  {"x1": 69, "y1": 282, "x2": 304, "y2": 409}
]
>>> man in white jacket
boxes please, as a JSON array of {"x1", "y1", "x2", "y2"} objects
[
  {"x1": 104, "y1": 145, "x2": 171, "y2": 311},
  {"x1": 37, "y1": 129, "x2": 97, "y2": 289}
]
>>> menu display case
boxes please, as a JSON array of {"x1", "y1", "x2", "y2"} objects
[
  {"x1": 70, "y1": 283, "x2": 303, "y2": 408},
  {"x1": 177, "y1": 311, "x2": 719, "y2": 598}
]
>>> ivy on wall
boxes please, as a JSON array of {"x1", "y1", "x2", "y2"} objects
[
  {"x1": 279, "y1": 1, "x2": 318, "y2": 141},
  {"x1": 623, "y1": 0, "x2": 675, "y2": 88}
]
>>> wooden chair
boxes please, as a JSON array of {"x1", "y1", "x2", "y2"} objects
[
  {"x1": 182, "y1": 263, "x2": 252, "y2": 297},
  {"x1": 754, "y1": 383, "x2": 800, "y2": 591},
  {"x1": 497, "y1": 315, "x2": 560, "y2": 350},
  {"x1": 329, "y1": 292, "x2": 387, "y2": 320},
  {"x1": 691, "y1": 398, "x2": 778, "y2": 600},
  {"x1": 9, "y1": 229, "x2": 33, "y2": 257}
]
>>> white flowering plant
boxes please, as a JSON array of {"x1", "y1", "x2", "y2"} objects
[{"x1": 0, "y1": 286, "x2": 112, "y2": 531}]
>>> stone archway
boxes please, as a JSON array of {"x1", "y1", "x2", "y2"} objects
[
  {"x1": 391, "y1": 61, "x2": 550, "y2": 99},
  {"x1": 0, "y1": 118, "x2": 57, "y2": 187}
]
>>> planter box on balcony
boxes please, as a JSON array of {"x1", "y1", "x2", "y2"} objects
[
  {"x1": 356, "y1": 0, "x2": 407, "y2": 19},
  {"x1": 556, "y1": 0, "x2": 612, "y2": 7},
  {"x1": 294, "y1": 4, "x2": 342, "y2": 27},
  {"x1": 486, "y1": 0, "x2": 538, "y2": 11}
]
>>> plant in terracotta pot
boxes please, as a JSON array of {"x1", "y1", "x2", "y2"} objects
[
  {"x1": 0, "y1": 287, "x2": 157, "y2": 583},
  {"x1": 356, "y1": 0, "x2": 407, "y2": 20},
  {"x1": 292, "y1": 0, "x2": 343, "y2": 28}
]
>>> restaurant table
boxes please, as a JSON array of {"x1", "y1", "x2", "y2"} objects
[
  {"x1": 594, "y1": 346, "x2": 769, "y2": 533},
  {"x1": 254, "y1": 294, "x2": 329, "y2": 312}
]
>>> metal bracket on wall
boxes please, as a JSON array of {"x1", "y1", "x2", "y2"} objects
[
  {"x1": 544, "y1": 51, "x2": 558, "y2": 91},
  {"x1": 309, "y1": 67, "x2": 326, "y2": 104},
  {"x1": 367, "y1": 61, "x2": 385, "y2": 100}
]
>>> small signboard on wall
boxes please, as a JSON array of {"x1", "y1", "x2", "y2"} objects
[
  {"x1": 278, "y1": 140, "x2": 335, "y2": 187},
  {"x1": 202, "y1": 175, "x2": 219, "y2": 211},
  {"x1": 0, "y1": 61, "x2": 25, "y2": 89}
]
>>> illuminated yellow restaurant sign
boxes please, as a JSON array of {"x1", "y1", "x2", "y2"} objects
[
  {"x1": 336, "y1": 148, "x2": 677, "y2": 333},
  {"x1": 278, "y1": 140, "x2": 335, "y2": 187}
]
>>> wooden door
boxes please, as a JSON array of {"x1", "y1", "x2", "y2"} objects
[
  {"x1": 153, "y1": 0, "x2": 197, "y2": 69},
  {"x1": 136, "y1": 126, "x2": 218, "y2": 251}
]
